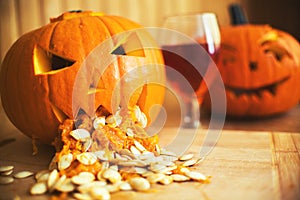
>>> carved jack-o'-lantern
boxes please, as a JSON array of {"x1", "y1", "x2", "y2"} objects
[
  {"x1": 205, "y1": 24, "x2": 300, "y2": 117},
  {"x1": 0, "y1": 11, "x2": 165, "y2": 144}
]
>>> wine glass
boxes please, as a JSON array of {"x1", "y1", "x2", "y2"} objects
[{"x1": 160, "y1": 13, "x2": 221, "y2": 128}]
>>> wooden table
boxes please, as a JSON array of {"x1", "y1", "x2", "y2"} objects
[{"x1": 0, "y1": 104, "x2": 299, "y2": 200}]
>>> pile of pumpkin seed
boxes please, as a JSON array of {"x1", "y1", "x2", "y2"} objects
[{"x1": 1, "y1": 106, "x2": 209, "y2": 200}]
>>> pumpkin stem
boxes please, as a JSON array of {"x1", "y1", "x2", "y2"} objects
[
  {"x1": 228, "y1": 4, "x2": 248, "y2": 25},
  {"x1": 50, "y1": 11, "x2": 104, "y2": 23}
]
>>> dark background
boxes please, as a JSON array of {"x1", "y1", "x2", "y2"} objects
[{"x1": 243, "y1": 0, "x2": 300, "y2": 41}]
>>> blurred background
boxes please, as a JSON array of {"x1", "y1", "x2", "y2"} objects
[{"x1": 1, "y1": 0, "x2": 299, "y2": 62}]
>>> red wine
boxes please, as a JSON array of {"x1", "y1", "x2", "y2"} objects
[{"x1": 162, "y1": 43, "x2": 218, "y2": 98}]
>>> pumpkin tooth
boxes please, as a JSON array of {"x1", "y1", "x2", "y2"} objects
[
  {"x1": 267, "y1": 84, "x2": 277, "y2": 96},
  {"x1": 227, "y1": 76, "x2": 289, "y2": 98},
  {"x1": 50, "y1": 103, "x2": 68, "y2": 123}
]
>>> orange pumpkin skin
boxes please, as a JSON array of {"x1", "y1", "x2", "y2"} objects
[
  {"x1": 0, "y1": 11, "x2": 165, "y2": 144},
  {"x1": 205, "y1": 24, "x2": 300, "y2": 117}
]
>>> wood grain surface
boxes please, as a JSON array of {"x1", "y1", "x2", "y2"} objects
[{"x1": 0, "y1": 105, "x2": 299, "y2": 200}]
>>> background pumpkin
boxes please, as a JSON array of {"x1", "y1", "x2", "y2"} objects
[
  {"x1": 204, "y1": 24, "x2": 300, "y2": 117},
  {"x1": 0, "y1": 11, "x2": 165, "y2": 144}
]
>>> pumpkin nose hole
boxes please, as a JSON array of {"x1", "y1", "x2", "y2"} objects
[{"x1": 249, "y1": 62, "x2": 258, "y2": 71}]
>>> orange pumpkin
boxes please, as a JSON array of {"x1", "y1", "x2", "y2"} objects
[
  {"x1": 0, "y1": 11, "x2": 165, "y2": 144},
  {"x1": 204, "y1": 24, "x2": 300, "y2": 117}
]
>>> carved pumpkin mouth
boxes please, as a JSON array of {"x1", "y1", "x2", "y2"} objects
[{"x1": 225, "y1": 76, "x2": 290, "y2": 97}]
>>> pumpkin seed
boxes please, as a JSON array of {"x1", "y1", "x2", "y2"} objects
[
  {"x1": 119, "y1": 181, "x2": 132, "y2": 191},
  {"x1": 105, "y1": 115, "x2": 116, "y2": 124},
  {"x1": 134, "y1": 167, "x2": 148, "y2": 174},
  {"x1": 51, "y1": 174, "x2": 67, "y2": 192},
  {"x1": 14, "y1": 171, "x2": 34, "y2": 179},
  {"x1": 179, "y1": 167, "x2": 190, "y2": 174},
  {"x1": 158, "y1": 160, "x2": 175, "y2": 167},
  {"x1": 102, "y1": 168, "x2": 122, "y2": 183},
  {"x1": 70, "y1": 128, "x2": 91, "y2": 141},
  {"x1": 141, "y1": 171, "x2": 155, "y2": 178},
  {"x1": 76, "y1": 152, "x2": 97, "y2": 165},
  {"x1": 1, "y1": 170, "x2": 13, "y2": 176},
  {"x1": 129, "y1": 177, "x2": 150, "y2": 191},
  {"x1": 56, "y1": 178, "x2": 75, "y2": 192},
  {"x1": 109, "y1": 165, "x2": 118, "y2": 171},
  {"x1": 101, "y1": 161, "x2": 110, "y2": 170},
  {"x1": 72, "y1": 172, "x2": 95, "y2": 185},
  {"x1": 138, "y1": 112, "x2": 147, "y2": 128},
  {"x1": 30, "y1": 182, "x2": 47, "y2": 195},
  {"x1": 182, "y1": 158, "x2": 198, "y2": 167},
  {"x1": 0, "y1": 165, "x2": 14, "y2": 173},
  {"x1": 37, "y1": 173, "x2": 49, "y2": 183},
  {"x1": 58, "y1": 153, "x2": 73, "y2": 170},
  {"x1": 73, "y1": 192, "x2": 93, "y2": 200},
  {"x1": 146, "y1": 173, "x2": 165, "y2": 183},
  {"x1": 160, "y1": 149, "x2": 177, "y2": 157},
  {"x1": 48, "y1": 155, "x2": 58, "y2": 171},
  {"x1": 133, "y1": 140, "x2": 147, "y2": 152},
  {"x1": 35, "y1": 170, "x2": 49, "y2": 180},
  {"x1": 163, "y1": 165, "x2": 178, "y2": 174},
  {"x1": 185, "y1": 171, "x2": 207, "y2": 181},
  {"x1": 104, "y1": 184, "x2": 120, "y2": 193},
  {"x1": 179, "y1": 153, "x2": 194, "y2": 161},
  {"x1": 77, "y1": 181, "x2": 107, "y2": 193},
  {"x1": 159, "y1": 155, "x2": 178, "y2": 162},
  {"x1": 0, "y1": 176, "x2": 14, "y2": 184},
  {"x1": 83, "y1": 138, "x2": 92, "y2": 151},
  {"x1": 130, "y1": 145, "x2": 141, "y2": 156},
  {"x1": 106, "y1": 115, "x2": 122, "y2": 127},
  {"x1": 47, "y1": 169, "x2": 59, "y2": 189},
  {"x1": 117, "y1": 160, "x2": 135, "y2": 167},
  {"x1": 93, "y1": 150, "x2": 107, "y2": 161},
  {"x1": 133, "y1": 159, "x2": 148, "y2": 167},
  {"x1": 90, "y1": 187, "x2": 111, "y2": 200},
  {"x1": 122, "y1": 156, "x2": 134, "y2": 163},
  {"x1": 117, "y1": 149, "x2": 135, "y2": 159},
  {"x1": 159, "y1": 175, "x2": 173, "y2": 185},
  {"x1": 93, "y1": 116, "x2": 106, "y2": 129},
  {"x1": 171, "y1": 174, "x2": 190, "y2": 182},
  {"x1": 155, "y1": 144, "x2": 161, "y2": 155},
  {"x1": 115, "y1": 153, "x2": 129, "y2": 162},
  {"x1": 126, "y1": 128, "x2": 135, "y2": 137},
  {"x1": 144, "y1": 155, "x2": 164, "y2": 164},
  {"x1": 149, "y1": 163, "x2": 167, "y2": 173},
  {"x1": 132, "y1": 105, "x2": 142, "y2": 122},
  {"x1": 138, "y1": 151, "x2": 155, "y2": 160}
]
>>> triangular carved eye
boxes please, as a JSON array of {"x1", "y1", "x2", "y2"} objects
[
  {"x1": 263, "y1": 44, "x2": 290, "y2": 62},
  {"x1": 111, "y1": 45, "x2": 126, "y2": 56},
  {"x1": 34, "y1": 45, "x2": 75, "y2": 75},
  {"x1": 111, "y1": 32, "x2": 145, "y2": 57}
]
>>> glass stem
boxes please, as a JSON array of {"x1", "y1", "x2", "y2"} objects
[{"x1": 183, "y1": 98, "x2": 200, "y2": 128}]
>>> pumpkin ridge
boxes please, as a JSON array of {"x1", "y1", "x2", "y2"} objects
[
  {"x1": 0, "y1": 43, "x2": 18, "y2": 128},
  {"x1": 97, "y1": 16, "x2": 143, "y2": 110},
  {"x1": 48, "y1": 21, "x2": 60, "y2": 52},
  {"x1": 91, "y1": 16, "x2": 121, "y2": 111},
  {"x1": 16, "y1": 34, "x2": 37, "y2": 136},
  {"x1": 78, "y1": 17, "x2": 88, "y2": 59}
]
